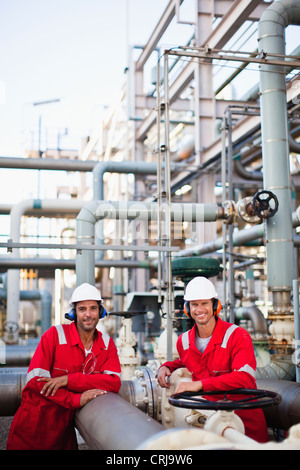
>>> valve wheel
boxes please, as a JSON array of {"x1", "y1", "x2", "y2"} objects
[
  {"x1": 169, "y1": 388, "x2": 281, "y2": 411},
  {"x1": 251, "y1": 190, "x2": 279, "y2": 219}
]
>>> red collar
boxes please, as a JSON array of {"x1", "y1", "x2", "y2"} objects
[{"x1": 68, "y1": 322, "x2": 107, "y2": 353}]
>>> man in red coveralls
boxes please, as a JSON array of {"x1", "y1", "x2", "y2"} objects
[
  {"x1": 7, "y1": 283, "x2": 121, "y2": 450},
  {"x1": 158, "y1": 276, "x2": 269, "y2": 443}
]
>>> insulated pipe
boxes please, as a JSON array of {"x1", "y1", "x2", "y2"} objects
[
  {"x1": 6, "y1": 199, "x2": 85, "y2": 343},
  {"x1": 257, "y1": 379, "x2": 300, "y2": 430},
  {"x1": 75, "y1": 392, "x2": 165, "y2": 450},
  {"x1": 258, "y1": 0, "x2": 300, "y2": 296},
  {"x1": 0, "y1": 368, "x2": 27, "y2": 416},
  {"x1": 75, "y1": 200, "x2": 223, "y2": 285}
]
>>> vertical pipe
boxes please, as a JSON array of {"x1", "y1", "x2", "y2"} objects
[
  {"x1": 164, "y1": 52, "x2": 174, "y2": 361},
  {"x1": 221, "y1": 115, "x2": 228, "y2": 320},
  {"x1": 227, "y1": 111, "x2": 235, "y2": 324},
  {"x1": 258, "y1": 0, "x2": 298, "y2": 300},
  {"x1": 156, "y1": 57, "x2": 163, "y2": 304}
]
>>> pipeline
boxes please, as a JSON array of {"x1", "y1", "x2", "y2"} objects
[
  {"x1": 3, "y1": 367, "x2": 300, "y2": 449},
  {"x1": 257, "y1": 379, "x2": 300, "y2": 431},
  {"x1": 75, "y1": 392, "x2": 165, "y2": 450}
]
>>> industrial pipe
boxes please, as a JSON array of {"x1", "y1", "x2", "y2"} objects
[
  {"x1": 6, "y1": 199, "x2": 85, "y2": 342},
  {"x1": 258, "y1": 0, "x2": 300, "y2": 297},
  {"x1": 257, "y1": 379, "x2": 300, "y2": 431},
  {"x1": 174, "y1": 206, "x2": 300, "y2": 258},
  {"x1": 0, "y1": 368, "x2": 27, "y2": 416},
  {"x1": 75, "y1": 199, "x2": 223, "y2": 285},
  {"x1": 93, "y1": 160, "x2": 162, "y2": 261},
  {"x1": 75, "y1": 392, "x2": 165, "y2": 450}
]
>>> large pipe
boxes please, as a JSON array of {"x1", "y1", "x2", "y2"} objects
[
  {"x1": 257, "y1": 379, "x2": 300, "y2": 430},
  {"x1": 75, "y1": 392, "x2": 165, "y2": 450},
  {"x1": 258, "y1": 0, "x2": 300, "y2": 299},
  {"x1": 0, "y1": 368, "x2": 27, "y2": 416}
]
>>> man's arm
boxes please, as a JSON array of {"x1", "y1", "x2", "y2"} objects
[{"x1": 67, "y1": 339, "x2": 121, "y2": 393}]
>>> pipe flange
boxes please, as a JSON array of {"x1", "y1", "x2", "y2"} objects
[
  {"x1": 222, "y1": 200, "x2": 236, "y2": 224},
  {"x1": 236, "y1": 197, "x2": 261, "y2": 224}
]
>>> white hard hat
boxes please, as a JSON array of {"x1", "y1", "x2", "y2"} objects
[
  {"x1": 69, "y1": 283, "x2": 102, "y2": 306},
  {"x1": 184, "y1": 276, "x2": 218, "y2": 301}
]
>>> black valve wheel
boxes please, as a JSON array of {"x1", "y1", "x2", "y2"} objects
[
  {"x1": 251, "y1": 190, "x2": 279, "y2": 219},
  {"x1": 169, "y1": 388, "x2": 281, "y2": 411}
]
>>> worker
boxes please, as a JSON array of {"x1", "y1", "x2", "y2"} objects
[
  {"x1": 6, "y1": 283, "x2": 121, "y2": 450},
  {"x1": 157, "y1": 276, "x2": 269, "y2": 443}
]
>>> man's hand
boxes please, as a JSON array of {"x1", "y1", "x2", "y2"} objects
[
  {"x1": 37, "y1": 375, "x2": 68, "y2": 396},
  {"x1": 80, "y1": 389, "x2": 107, "y2": 407},
  {"x1": 174, "y1": 380, "x2": 202, "y2": 394},
  {"x1": 157, "y1": 366, "x2": 172, "y2": 388}
]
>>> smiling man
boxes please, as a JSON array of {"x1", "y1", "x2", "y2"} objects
[
  {"x1": 157, "y1": 276, "x2": 269, "y2": 443},
  {"x1": 6, "y1": 283, "x2": 121, "y2": 450}
]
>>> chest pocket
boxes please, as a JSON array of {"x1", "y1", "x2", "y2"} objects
[{"x1": 51, "y1": 325, "x2": 82, "y2": 377}]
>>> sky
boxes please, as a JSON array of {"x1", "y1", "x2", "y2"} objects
[
  {"x1": 0, "y1": 0, "x2": 175, "y2": 208},
  {"x1": 0, "y1": 0, "x2": 196, "y2": 238},
  {"x1": 0, "y1": 0, "x2": 172, "y2": 158},
  {"x1": 0, "y1": 1, "x2": 299, "y2": 214}
]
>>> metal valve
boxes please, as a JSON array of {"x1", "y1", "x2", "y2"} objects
[{"x1": 251, "y1": 190, "x2": 279, "y2": 219}]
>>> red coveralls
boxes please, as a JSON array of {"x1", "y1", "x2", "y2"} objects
[
  {"x1": 162, "y1": 318, "x2": 269, "y2": 443},
  {"x1": 6, "y1": 322, "x2": 121, "y2": 450}
]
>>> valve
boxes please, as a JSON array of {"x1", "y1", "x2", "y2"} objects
[{"x1": 251, "y1": 190, "x2": 279, "y2": 219}]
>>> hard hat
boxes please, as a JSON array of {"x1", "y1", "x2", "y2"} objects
[
  {"x1": 184, "y1": 276, "x2": 218, "y2": 301},
  {"x1": 69, "y1": 283, "x2": 102, "y2": 306}
]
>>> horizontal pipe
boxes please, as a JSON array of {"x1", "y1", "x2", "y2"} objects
[
  {"x1": 257, "y1": 379, "x2": 300, "y2": 430},
  {"x1": 0, "y1": 368, "x2": 27, "y2": 416},
  {"x1": 0, "y1": 258, "x2": 152, "y2": 269},
  {"x1": 0, "y1": 157, "x2": 95, "y2": 171},
  {"x1": 75, "y1": 392, "x2": 164, "y2": 450}
]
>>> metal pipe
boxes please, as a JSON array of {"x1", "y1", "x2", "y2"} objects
[
  {"x1": 257, "y1": 379, "x2": 300, "y2": 431},
  {"x1": 75, "y1": 392, "x2": 165, "y2": 450},
  {"x1": 0, "y1": 368, "x2": 27, "y2": 416},
  {"x1": 6, "y1": 199, "x2": 85, "y2": 342},
  {"x1": 92, "y1": 160, "x2": 162, "y2": 261},
  {"x1": 258, "y1": 0, "x2": 300, "y2": 299},
  {"x1": 174, "y1": 206, "x2": 300, "y2": 258},
  {"x1": 0, "y1": 156, "x2": 95, "y2": 171},
  {"x1": 0, "y1": 257, "x2": 152, "y2": 270},
  {"x1": 75, "y1": 199, "x2": 223, "y2": 285}
]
